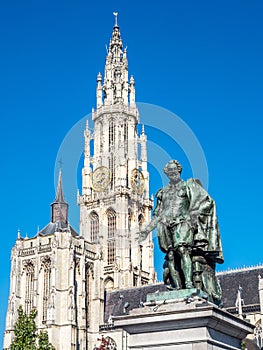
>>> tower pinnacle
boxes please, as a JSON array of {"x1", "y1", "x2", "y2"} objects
[
  {"x1": 113, "y1": 12, "x2": 118, "y2": 27},
  {"x1": 95, "y1": 14, "x2": 135, "y2": 108},
  {"x1": 51, "y1": 169, "x2": 68, "y2": 224},
  {"x1": 54, "y1": 168, "x2": 65, "y2": 203}
]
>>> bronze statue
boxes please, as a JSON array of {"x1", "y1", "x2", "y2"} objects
[{"x1": 138, "y1": 160, "x2": 224, "y2": 304}]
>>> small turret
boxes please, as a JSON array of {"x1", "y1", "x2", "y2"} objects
[
  {"x1": 140, "y1": 125, "x2": 147, "y2": 167},
  {"x1": 51, "y1": 169, "x2": 68, "y2": 224},
  {"x1": 96, "y1": 72, "x2": 103, "y2": 108},
  {"x1": 129, "y1": 75, "x2": 135, "y2": 105},
  {"x1": 235, "y1": 285, "x2": 244, "y2": 319}
]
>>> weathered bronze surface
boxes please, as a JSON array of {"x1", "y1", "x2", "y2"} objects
[{"x1": 138, "y1": 160, "x2": 224, "y2": 304}]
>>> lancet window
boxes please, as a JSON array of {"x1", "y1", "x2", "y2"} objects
[
  {"x1": 24, "y1": 260, "x2": 35, "y2": 314},
  {"x1": 90, "y1": 211, "x2": 99, "y2": 242},
  {"x1": 41, "y1": 256, "x2": 51, "y2": 322},
  {"x1": 107, "y1": 210, "x2": 116, "y2": 264},
  {"x1": 138, "y1": 213, "x2": 144, "y2": 230},
  {"x1": 109, "y1": 154, "x2": 115, "y2": 188},
  {"x1": 124, "y1": 121, "x2": 128, "y2": 142},
  {"x1": 99, "y1": 122, "x2": 103, "y2": 153},
  {"x1": 107, "y1": 241, "x2": 115, "y2": 265},
  {"x1": 109, "y1": 119, "x2": 115, "y2": 149}
]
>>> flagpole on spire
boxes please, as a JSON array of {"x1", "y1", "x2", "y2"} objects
[{"x1": 113, "y1": 12, "x2": 118, "y2": 27}]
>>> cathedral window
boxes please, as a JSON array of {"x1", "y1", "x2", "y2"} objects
[
  {"x1": 128, "y1": 212, "x2": 131, "y2": 230},
  {"x1": 24, "y1": 260, "x2": 35, "y2": 314},
  {"x1": 133, "y1": 273, "x2": 138, "y2": 287},
  {"x1": 124, "y1": 121, "x2": 128, "y2": 141},
  {"x1": 104, "y1": 277, "x2": 114, "y2": 291},
  {"x1": 41, "y1": 256, "x2": 51, "y2": 322},
  {"x1": 138, "y1": 213, "x2": 144, "y2": 230},
  {"x1": 109, "y1": 154, "x2": 115, "y2": 188},
  {"x1": 107, "y1": 210, "x2": 116, "y2": 264},
  {"x1": 109, "y1": 119, "x2": 115, "y2": 149},
  {"x1": 107, "y1": 210, "x2": 116, "y2": 239},
  {"x1": 107, "y1": 241, "x2": 115, "y2": 265},
  {"x1": 90, "y1": 211, "x2": 99, "y2": 242},
  {"x1": 124, "y1": 121, "x2": 128, "y2": 154}
]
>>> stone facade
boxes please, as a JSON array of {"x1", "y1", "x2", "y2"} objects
[{"x1": 4, "y1": 172, "x2": 104, "y2": 349}]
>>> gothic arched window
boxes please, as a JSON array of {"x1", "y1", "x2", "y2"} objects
[
  {"x1": 107, "y1": 210, "x2": 116, "y2": 264},
  {"x1": 107, "y1": 210, "x2": 116, "y2": 239},
  {"x1": 109, "y1": 119, "x2": 115, "y2": 150},
  {"x1": 23, "y1": 260, "x2": 35, "y2": 314},
  {"x1": 99, "y1": 122, "x2": 103, "y2": 153},
  {"x1": 90, "y1": 211, "x2": 99, "y2": 242},
  {"x1": 124, "y1": 120, "x2": 128, "y2": 141},
  {"x1": 41, "y1": 256, "x2": 51, "y2": 322},
  {"x1": 138, "y1": 213, "x2": 144, "y2": 230},
  {"x1": 104, "y1": 277, "x2": 114, "y2": 291},
  {"x1": 109, "y1": 154, "x2": 115, "y2": 188}
]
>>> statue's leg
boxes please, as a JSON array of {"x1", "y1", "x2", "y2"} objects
[
  {"x1": 175, "y1": 222, "x2": 194, "y2": 289},
  {"x1": 177, "y1": 245, "x2": 193, "y2": 288}
]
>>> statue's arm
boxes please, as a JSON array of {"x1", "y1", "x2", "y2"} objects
[{"x1": 137, "y1": 189, "x2": 163, "y2": 243}]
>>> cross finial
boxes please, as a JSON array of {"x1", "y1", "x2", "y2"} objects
[{"x1": 113, "y1": 12, "x2": 118, "y2": 27}]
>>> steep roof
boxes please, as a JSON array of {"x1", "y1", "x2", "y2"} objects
[
  {"x1": 38, "y1": 222, "x2": 78, "y2": 237},
  {"x1": 217, "y1": 266, "x2": 263, "y2": 309}
]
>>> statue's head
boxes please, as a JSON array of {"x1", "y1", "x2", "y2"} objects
[
  {"x1": 164, "y1": 160, "x2": 182, "y2": 175},
  {"x1": 164, "y1": 160, "x2": 182, "y2": 183}
]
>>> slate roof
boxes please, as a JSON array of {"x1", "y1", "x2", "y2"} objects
[
  {"x1": 37, "y1": 222, "x2": 78, "y2": 237},
  {"x1": 217, "y1": 266, "x2": 263, "y2": 309},
  {"x1": 104, "y1": 266, "x2": 263, "y2": 321}
]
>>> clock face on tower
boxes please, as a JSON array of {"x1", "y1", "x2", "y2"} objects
[
  {"x1": 91, "y1": 166, "x2": 111, "y2": 192},
  {"x1": 130, "y1": 168, "x2": 145, "y2": 194}
]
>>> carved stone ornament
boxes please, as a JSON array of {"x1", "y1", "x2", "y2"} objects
[
  {"x1": 86, "y1": 261, "x2": 94, "y2": 278},
  {"x1": 75, "y1": 257, "x2": 81, "y2": 275},
  {"x1": 40, "y1": 255, "x2": 51, "y2": 271},
  {"x1": 23, "y1": 259, "x2": 35, "y2": 273}
]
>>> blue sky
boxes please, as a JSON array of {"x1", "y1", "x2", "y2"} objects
[{"x1": 1, "y1": 0, "x2": 263, "y2": 343}]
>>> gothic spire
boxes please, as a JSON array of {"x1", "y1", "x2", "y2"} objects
[
  {"x1": 51, "y1": 169, "x2": 68, "y2": 224},
  {"x1": 54, "y1": 169, "x2": 66, "y2": 203},
  {"x1": 96, "y1": 13, "x2": 135, "y2": 108}
]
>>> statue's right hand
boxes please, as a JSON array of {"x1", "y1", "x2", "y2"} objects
[{"x1": 136, "y1": 230, "x2": 149, "y2": 243}]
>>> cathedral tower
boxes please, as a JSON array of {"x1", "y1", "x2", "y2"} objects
[
  {"x1": 79, "y1": 14, "x2": 155, "y2": 290},
  {"x1": 4, "y1": 171, "x2": 101, "y2": 350}
]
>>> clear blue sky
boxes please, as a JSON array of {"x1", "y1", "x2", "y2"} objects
[{"x1": 1, "y1": 0, "x2": 263, "y2": 343}]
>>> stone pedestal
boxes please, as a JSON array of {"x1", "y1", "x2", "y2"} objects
[{"x1": 113, "y1": 296, "x2": 254, "y2": 349}]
